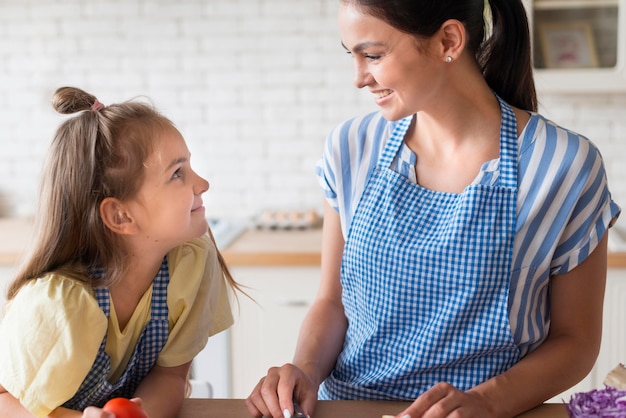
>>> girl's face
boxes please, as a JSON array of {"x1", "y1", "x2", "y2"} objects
[
  {"x1": 338, "y1": 2, "x2": 442, "y2": 120},
  {"x1": 127, "y1": 126, "x2": 209, "y2": 249}
]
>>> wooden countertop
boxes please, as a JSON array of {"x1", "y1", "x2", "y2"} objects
[
  {"x1": 176, "y1": 399, "x2": 568, "y2": 418},
  {"x1": 221, "y1": 228, "x2": 322, "y2": 266},
  {"x1": 2, "y1": 217, "x2": 626, "y2": 268},
  {"x1": 220, "y1": 226, "x2": 626, "y2": 268}
]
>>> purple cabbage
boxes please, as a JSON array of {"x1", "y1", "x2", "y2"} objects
[{"x1": 566, "y1": 387, "x2": 626, "y2": 417}]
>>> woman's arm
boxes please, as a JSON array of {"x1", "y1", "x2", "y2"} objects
[
  {"x1": 479, "y1": 233, "x2": 608, "y2": 416},
  {"x1": 133, "y1": 362, "x2": 191, "y2": 418},
  {"x1": 246, "y1": 200, "x2": 348, "y2": 418},
  {"x1": 400, "y1": 232, "x2": 609, "y2": 418},
  {"x1": 294, "y1": 200, "x2": 348, "y2": 387}
]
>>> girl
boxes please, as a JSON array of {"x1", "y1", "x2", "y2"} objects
[
  {"x1": 0, "y1": 87, "x2": 238, "y2": 418},
  {"x1": 246, "y1": 1, "x2": 621, "y2": 417}
]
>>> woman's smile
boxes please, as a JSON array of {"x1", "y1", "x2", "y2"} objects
[{"x1": 373, "y1": 88, "x2": 394, "y2": 106}]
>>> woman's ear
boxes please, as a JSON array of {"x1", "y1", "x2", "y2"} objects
[
  {"x1": 438, "y1": 19, "x2": 466, "y2": 63},
  {"x1": 100, "y1": 197, "x2": 137, "y2": 235}
]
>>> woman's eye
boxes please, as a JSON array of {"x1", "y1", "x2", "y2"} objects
[
  {"x1": 172, "y1": 168, "x2": 182, "y2": 179},
  {"x1": 365, "y1": 54, "x2": 381, "y2": 61}
]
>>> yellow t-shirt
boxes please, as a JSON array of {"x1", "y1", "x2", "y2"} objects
[{"x1": 0, "y1": 233, "x2": 233, "y2": 418}]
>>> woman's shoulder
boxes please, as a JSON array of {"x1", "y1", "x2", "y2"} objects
[
  {"x1": 516, "y1": 113, "x2": 611, "y2": 213},
  {"x1": 327, "y1": 111, "x2": 392, "y2": 145},
  {"x1": 323, "y1": 110, "x2": 400, "y2": 171},
  {"x1": 520, "y1": 113, "x2": 601, "y2": 160}
]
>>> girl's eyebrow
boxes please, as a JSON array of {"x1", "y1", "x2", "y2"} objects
[{"x1": 165, "y1": 156, "x2": 188, "y2": 172}]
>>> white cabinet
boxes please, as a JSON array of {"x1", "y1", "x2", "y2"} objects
[
  {"x1": 229, "y1": 266, "x2": 320, "y2": 398},
  {"x1": 522, "y1": 0, "x2": 626, "y2": 92},
  {"x1": 548, "y1": 267, "x2": 626, "y2": 402}
]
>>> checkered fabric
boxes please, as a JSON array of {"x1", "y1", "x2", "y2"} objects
[
  {"x1": 319, "y1": 97, "x2": 521, "y2": 400},
  {"x1": 62, "y1": 258, "x2": 170, "y2": 410}
]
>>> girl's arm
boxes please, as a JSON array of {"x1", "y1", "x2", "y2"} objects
[
  {"x1": 246, "y1": 200, "x2": 348, "y2": 418},
  {"x1": 0, "y1": 384, "x2": 89, "y2": 418},
  {"x1": 0, "y1": 385, "x2": 39, "y2": 418},
  {"x1": 400, "y1": 232, "x2": 609, "y2": 418},
  {"x1": 133, "y1": 362, "x2": 191, "y2": 418}
]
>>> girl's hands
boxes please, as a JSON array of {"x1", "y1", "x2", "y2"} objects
[
  {"x1": 82, "y1": 407, "x2": 114, "y2": 418},
  {"x1": 82, "y1": 398, "x2": 148, "y2": 418},
  {"x1": 396, "y1": 382, "x2": 495, "y2": 418},
  {"x1": 246, "y1": 363, "x2": 317, "y2": 418}
]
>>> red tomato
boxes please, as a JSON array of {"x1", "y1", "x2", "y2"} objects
[{"x1": 102, "y1": 397, "x2": 148, "y2": 418}]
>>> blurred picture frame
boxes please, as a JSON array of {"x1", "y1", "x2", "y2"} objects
[{"x1": 538, "y1": 21, "x2": 599, "y2": 68}]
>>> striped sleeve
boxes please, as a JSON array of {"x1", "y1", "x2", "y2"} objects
[
  {"x1": 515, "y1": 115, "x2": 621, "y2": 276},
  {"x1": 315, "y1": 111, "x2": 390, "y2": 237}
]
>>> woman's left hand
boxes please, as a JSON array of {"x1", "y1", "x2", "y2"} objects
[{"x1": 395, "y1": 382, "x2": 495, "y2": 418}]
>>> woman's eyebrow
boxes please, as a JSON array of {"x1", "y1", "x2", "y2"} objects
[{"x1": 342, "y1": 40, "x2": 384, "y2": 53}]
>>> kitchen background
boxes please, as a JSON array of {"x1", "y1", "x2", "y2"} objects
[
  {"x1": 0, "y1": 0, "x2": 625, "y2": 221},
  {"x1": 1, "y1": 0, "x2": 626, "y2": 401}
]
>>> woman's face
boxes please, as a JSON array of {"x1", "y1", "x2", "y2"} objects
[{"x1": 338, "y1": 2, "x2": 443, "y2": 120}]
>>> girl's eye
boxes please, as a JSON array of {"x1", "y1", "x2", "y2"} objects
[{"x1": 172, "y1": 168, "x2": 182, "y2": 179}]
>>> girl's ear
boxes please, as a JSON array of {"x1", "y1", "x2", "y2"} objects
[
  {"x1": 100, "y1": 197, "x2": 137, "y2": 235},
  {"x1": 438, "y1": 19, "x2": 466, "y2": 62}
]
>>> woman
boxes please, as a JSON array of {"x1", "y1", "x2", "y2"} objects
[{"x1": 246, "y1": 1, "x2": 621, "y2": 417}]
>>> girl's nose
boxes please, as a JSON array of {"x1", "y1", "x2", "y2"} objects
[{"x1": 195, "y1": 174, "x2": 209, "y2": 195}]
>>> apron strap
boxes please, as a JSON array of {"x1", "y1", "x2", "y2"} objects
[
  {"x1": 376, "y1": 95, "x2": 519, "y2": 190},
  {"x1": 377, "y1": 116, "x2": 412, "y2": 168},
  {"x1": 496, "y1": 96, "x2": 519, "y2": 190}
]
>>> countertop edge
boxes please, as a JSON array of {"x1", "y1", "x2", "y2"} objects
[{"x1": 1, "y1": 218, "x2": 626, "y2": 268}]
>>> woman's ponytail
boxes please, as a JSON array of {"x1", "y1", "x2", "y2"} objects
[{"x1": 479, "y1": 0, "x2": 537, "y2": 112}]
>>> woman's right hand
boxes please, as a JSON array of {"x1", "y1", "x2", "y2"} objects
[{"x1": 245, "y1": 363, "x2": 318, "y2": 418}]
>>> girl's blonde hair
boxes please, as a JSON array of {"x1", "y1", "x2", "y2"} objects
[{"x1": 8, "y1": 87, "x2": 239, "y2": 299}]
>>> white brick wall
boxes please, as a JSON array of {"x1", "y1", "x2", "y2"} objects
[{"x1": 0, "y1": 0, "x2": 624, "y2": 221}]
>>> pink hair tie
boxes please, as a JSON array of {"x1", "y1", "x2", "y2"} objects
[{"x1": 91, "y1": 99, "x2": 105, "y2": 111}]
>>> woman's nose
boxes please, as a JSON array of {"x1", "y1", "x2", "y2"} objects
[{"x1": 353, "y1": 61, "x2": 372, "y2": 89}]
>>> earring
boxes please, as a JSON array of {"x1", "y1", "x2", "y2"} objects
[{"x1": 445, "y1": 56, "x2": 453, "y2": 63}]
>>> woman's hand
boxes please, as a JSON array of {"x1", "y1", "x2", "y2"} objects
[
  {"x1": 246, "y1": 363, "x2": 317, "y2": 418},
  {"x1": 395, "y1": 382, "x2": 494, "y2": 418}
]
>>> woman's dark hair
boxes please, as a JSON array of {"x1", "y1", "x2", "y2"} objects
[{"x1": 344, "y1": 0, "x2": 537, "y2": 112}]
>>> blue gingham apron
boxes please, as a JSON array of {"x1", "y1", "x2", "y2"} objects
[
  {"x1": 63, "y1": 258, "x2": 170, "y2": 410},
  {"x1": 319, "y1": 97, "x2": 521, "y2": 400}
]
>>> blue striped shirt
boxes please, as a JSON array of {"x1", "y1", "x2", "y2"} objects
[{"x1": 316, "y1": 110, "x2": 621, "y2": 356}]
